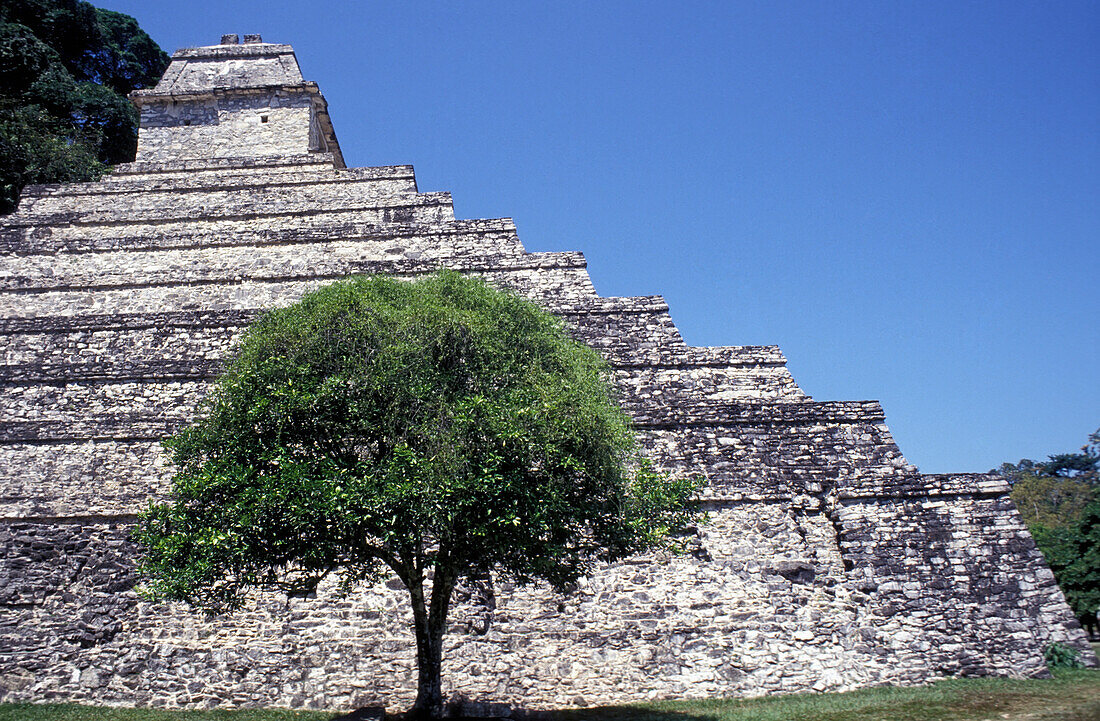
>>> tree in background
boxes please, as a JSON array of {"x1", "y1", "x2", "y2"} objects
[
  {"x1": 0, "y1": 0, "x2": 168, "y2": 213},
  {"x1": 998, "y1": 427, "x2": 1099, "y2": 489},
  {"x1": 1009, "y1": 474, "x2": 1094, "y2": 531},
  {"x1": 1039, "y1": 429, "x2": 1100, "y2": 487},
  {"x1": 1030, "y1": 501, "x2": 1100, "y2": 639},
  {"x1": 135, "y1": 271, "x2": 703, "y2": 719},
  {"x1": 1001, "y1": 428, "x2": 1100, "y2": 637}
]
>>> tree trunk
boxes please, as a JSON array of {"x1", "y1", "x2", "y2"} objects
[{"x1": 408, "y1": 567, "x2": 456, "y2": 719}]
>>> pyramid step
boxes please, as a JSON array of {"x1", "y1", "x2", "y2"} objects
[
  {"x1": 0, "y1": 298, "x2": 690, "y2": 369},
  {"x1": 0, "y1": 296, "x2": 672, "y2": 333},
  {"x1": 1, "y1": 237, "x2": 542, "y2": 291},
  {"x1": 19, "y1": 173, "x2": 417, "y2": 217},
  {"x1": 101, "y1": 163, "x2": 335, "y2": 187},
  {"x1": 0, "y1": 432, "x2": 883, "y2": 518},
  {"x1": 837, "y1": 472, "x2": 1009, "y2": 501},
  {"x1": 1, "y1": 380, "x2": 206, "y2": 425},
  {"x1": 0, "y1": 440, "x2": 169, "y2": 518},
  {"x1": 0, "y1": 417, "x2": 914, "y2": 519},
  {"x1": 96, "y1": 158, "x2": 341, "y2": 189},
  {"x1": 1, "y1": 325, "x2": 240, "y2": 368},
  {"x1": 0, "y1": 397, "x2": 884, "y2": 439},
  {"x1": 0, "y1": 416, "x2": 177, "y2": 442},
  {"x1": 0, "y1": 400, "x2": 905, "y2": 519},
  {"x1": 0, "y1": 254, "x2": 597, "y2": 317},
  {"x1": 630, "y1": 398, "x2": 885, "y2": 427},
  {"x1": 640, "y1": 417, "x2": 912, "y2": 497},
  {"x1": 27, "y1": 163, "x2": 413, "y2": 196},
  {"x1": 566, "y1": 306, "x2": 686, "y2": 354},
  {"x1": 0, "y1": 360, "x2": 806, "y2": 431},
  {"x1": 0, "y1": 360, "x2": 223, "y2": 383},
  {"x1": 0, "y1": 359, "x2": 804, "y2": 402},
  {"x1": 108, "y1": 153, "x2": 339, "y2": 177},
  {"x1": 0, "y1": 191, "x2": 453, "y2": 231},
  {"x1": 11, "y1": 175, "x2": 423, "y2": 223},
  {"x1": 1, "y1": 218, "x2": 517, "y2": 255},
  {"x1": 613, "y1": 364, "x2": 805, "y2": 403}
]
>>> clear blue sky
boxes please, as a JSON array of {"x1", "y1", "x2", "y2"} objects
[{"x1": 101, "y1": 0, "x2": 1099, "y2": 473}]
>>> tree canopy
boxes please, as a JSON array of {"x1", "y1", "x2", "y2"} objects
[
  {"x1": 1029, "y1": 500, "x2": 1100, "y2": 633},
  {"x1": 135, "y1": 271, "x2": 702, "y2": 717},
  {"x1": 1010, "y1": 474, "x2": 1095, "y2": 531},
  {"x1": 998, "y1": 428, "x2": 1099, "y2": 489},
  {"x1": 0, "y1": 0, "x2": 168, "y2": 213},
  {"x1": 1002, "y1": 428, "x2": 1100, "y2": 630}
]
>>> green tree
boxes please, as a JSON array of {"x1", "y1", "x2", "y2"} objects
[
  {"x1": 1039, "y1": 428, "x2": 1100, "y2": 487},
  {"x1": 999, "y1": 427, "x2": 1100, "y2": 489},
  {"x1": 1010, "y1": 474, "x2": 1095, "y2": 531},
  {"x1": 1002, "y1": 428, "x2": 1100, "y2": 634},
  {"x1": 1031, "y1": 500, "x2": 1100, "y2": 634},
  {"x1": 0, "y1": 0, "x2": 168, "y2": 213},
  {"x1": 135, "y1": 271, "x2": 702, "y2": 718}
]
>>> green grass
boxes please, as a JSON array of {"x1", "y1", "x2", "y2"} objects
[
  {"x1": 549, "y1": 668, "x2": 1100, "y2": 721},
  {"x1": 2, "y1": 668, "x2": 1098, "y2": 721}
]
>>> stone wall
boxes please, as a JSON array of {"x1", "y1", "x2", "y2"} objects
[
  {"x1": 135, "y1": 91, "x2": 317, "y2": 162},
  {"x1": 0, "y1": 37, "x2": 1094, "y2": 715},
  {"x1": 836, "y1": 474, "x2": 1095, "y2": 677},
  {"x1": 0, "y1": 508, "x2": 954, "y2": 710},
  {"x1": 130, "y1": 38, "x2": 338, "y2": 164},
  {"x1": 4, "y1": 485, "x2": 1085, "y2": 713}
]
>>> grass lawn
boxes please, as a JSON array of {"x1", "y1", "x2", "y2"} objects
[
  {"x1": 552, "y1": 668, "x2": 1100, "y2": 721},
  {"x1": 2, "y1": 667, "x2": 1098, "y2": 721}
]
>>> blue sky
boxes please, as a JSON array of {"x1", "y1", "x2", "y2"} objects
[{"x1": 100, "y1": 1, "x2": 1099, "y2": 473}]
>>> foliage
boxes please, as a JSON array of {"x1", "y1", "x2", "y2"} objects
[
  {"x1": 1002, "y1": 428, "x2": 1100, "y2": 628},
  {"x1": 998, "y1": 427, "x2": 1100, "y2": 489},
  {"x1": 0, "y1": 0, "x2": 168, "y2": 213},
  {"x1": 135, "y1": 271, "x2": 703, "y2": 718},
  {"x1": 1030, "y1": 500, "x2": 1100, "y2": 625},
  {"x1": 1040, "y1": 427, "x2": 1100, "y2": 486},
  {"x1": 1010, "y1": 473, "x2": 1095, "y2": 531},
  {"x1": 1043, "y1": 641, "x2": 1084, "y2": 670}
]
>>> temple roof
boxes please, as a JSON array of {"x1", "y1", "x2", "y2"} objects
[
  {"x1": 129, "y1": 35, "x2": 344, "y2": 168},
  {"x1": 134, "y1": 35, "x2": 307, "y2": 97}
]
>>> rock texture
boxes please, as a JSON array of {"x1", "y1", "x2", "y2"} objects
[{"x1": 0, "y1": 35, "x2": 1094, "y2": 714}]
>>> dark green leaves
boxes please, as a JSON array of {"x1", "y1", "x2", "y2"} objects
[
  {"x1": 1029, "y1": 500, "x2": 1100, "y2": 625},
  {"x1": 0, "y1": 0, "x2": 169, "y2": 212},
  {"x1": 136, "y1": 271, "x2": 702, "y2": 611},
  {"x1": 1005, "y1": 428, "x2": 1100, "y2": 625}
]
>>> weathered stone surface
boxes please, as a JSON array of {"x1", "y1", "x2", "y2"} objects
[
  {"x1": 0, "y1": 35, "x2": 1093, "y2": 714},
  {"x1": 130, "y1": 41, "x2": 342, "y2": 166}
]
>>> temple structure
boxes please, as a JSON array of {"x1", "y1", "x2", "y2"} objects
[{"x1": 0, "y1": 35, "x2": 1093, "y2": 713}]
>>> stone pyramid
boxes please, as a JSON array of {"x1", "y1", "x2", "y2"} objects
[{"x1": 0, "y1": 35, "x2": 1093, "y2": 711}]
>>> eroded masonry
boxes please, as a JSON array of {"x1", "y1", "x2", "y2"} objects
[{"x1": 1, "y1": 36, "x2": 1094, "y2": 712}]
